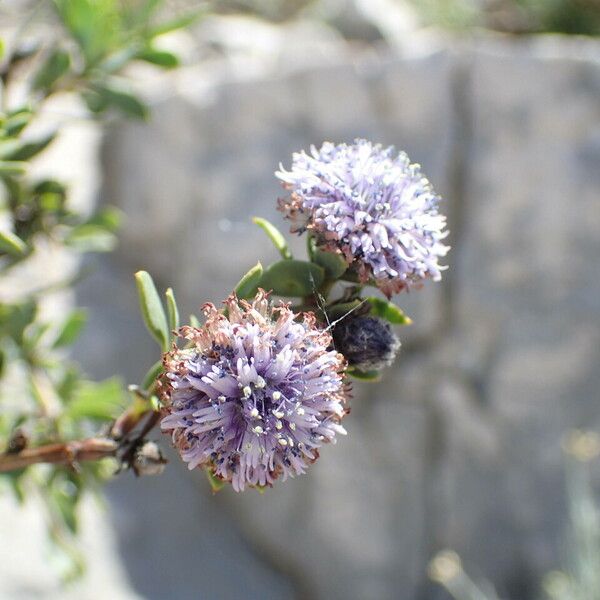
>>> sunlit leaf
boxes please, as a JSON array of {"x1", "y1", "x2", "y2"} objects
[
  {"x1": 165, "y1": 287, "x2": 179, "y2": 334},
  {"x1": 53, "y1": 310, "x2": 87, "y2": 348},
  {"x1": 235, "y1": 262, "x2": 263, "y2": 299},
  {"x1": 259, "y1": 260, "x2": 324, "y2": 297},
  {"x1": 66, "y1": 377, "x2": 126, "y2": 421},
  {"x1": 142, "y1": 360, "x2": 163, "y2": 391},
  {"x1": 0, "y1": 230, "x2": 27, "y2": 256},
  {"x1": 0, "y1": 161, "x2": 27, "y2": 176},
  {"x1": 0, "y1": 133, "x2": 56, "y2": 161},
  {"x1": 65, "y1": 224, "x2": 117, "y2": 252},
  {"x1": 206, "y1": 469, "x2": 225, "y2": 492},
  {"x1": 252, "y1": 217, "x2": 292, "y2": 259},
  {"x1": 347, "y1": 368, "x2": 381, "y2": 382},
  {"x1": 135, "y1": 271, "x2": 169, "y2": 350},
  {"x1": 366, "y1": 297, "x2": 412, "y2": 325},
  {"x1": 137, "y1": 48, "x2": 179, "y2": 68}
]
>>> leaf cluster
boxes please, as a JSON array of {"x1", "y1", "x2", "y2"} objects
[{"x1": 0, "y1": 0, "x2": 197, "y2": 579}]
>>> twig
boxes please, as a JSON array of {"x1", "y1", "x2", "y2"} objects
[
  {"x1": 0, "y1": 438, "x2": 118, "y2": 472},
  {"x1": 0, "y1": 407, "x2": 162, "y2": 474}
]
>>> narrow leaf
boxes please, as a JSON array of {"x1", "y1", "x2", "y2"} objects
[
  {"x1": 146, "y1": 11, "x2": 204, "y2": 38},
  {"x1": 53, "y1": 310, "x2": 87, "y2": 348},
  {"x1": 32, "y1": 49, "x2": 71, "y2": 91},
  {"x1": 165, "y1": 287, "x2": 179, "y2": 333},
  {"x1": 0, "y1": 133, "x2": 56, "y2": 161},
  {"x1": 348, "y1": 368, "x2": 381, "y2": 382},
  {"x1": 135, "y1": 271, "x2": 169, "y2": 350},
  {"x1": 137, "y1": 48, "x2": 179, "y2": 68},
  {"x1": 142, "y1": 360, "x2": 163, "y2": 391},
  {"x1": 4, "y1": 109, "x2": 32, "y2": 136},
  {"x1": 206, "y1": 469, "x2": 225, "y2": 493},
  {"x1": 89, "y1": 82, "x2": 148, "y2": 120},
  {"x1": 65, "y1": 224, "x2": 117, "y2": 252},
  {"x1": 235, "y1": 262, "x2": 263, "y2": 299},
  {"x1": 252, "y1": 217, "x2": 292, "y2": 259},
  {"x1": 0, "y1": 161, "x2": 27, "y2": 176},
  {"x1": 0, "y1": 230, "x2": 27, "y2": 256},
  {"x1": 366, "y1": 297, "x2": 412, "y2": 325}
]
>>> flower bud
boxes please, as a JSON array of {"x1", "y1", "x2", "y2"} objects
[
  {"x1": 131, "y1": 441, "x2": 167, "y2": 477},
  {"x1": 333, "y1": 316, "x2": 400, "y2": 372}
]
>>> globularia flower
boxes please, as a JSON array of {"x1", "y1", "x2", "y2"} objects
[
  {"x1": 332, "y1": 316, "x2": 400, "y2": 372},
  {"x1": 276, "y1": 140, "x2": 449, "y2": 297},
  {"x1": 160, "y1": 290, "x2": 348, "y2": 492}
]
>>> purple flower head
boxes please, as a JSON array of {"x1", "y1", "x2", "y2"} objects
[
  {"x1": 160, "y1": 290, "x2": 348, "y2": 492},
  {"x1": 276, "y1": 140, "x2": 449, "y2": 297}
]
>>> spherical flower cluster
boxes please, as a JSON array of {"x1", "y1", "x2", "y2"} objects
[
  {"x1": 160, "y1": 290, "x2": 348, "y2": 492},
  {"x1": 276, "y1": 139, "x2": 449, "y2": 297}
]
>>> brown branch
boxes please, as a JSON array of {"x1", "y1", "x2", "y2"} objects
[
  {"x1": 0, "y1": 438, "x2": 118, "y2": 473},
  {"x1": 0, "y1": 407, "x2": 162, "y2": 474}
]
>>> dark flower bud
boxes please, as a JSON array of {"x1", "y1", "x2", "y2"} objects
[{"x1": 333, "y1": 316, "x2": 400, "y2": 372}]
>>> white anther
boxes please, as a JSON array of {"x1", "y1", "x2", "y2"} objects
[
  {"x1": 288, "y1": 437, "x2": 294, "y2": 447},
  {"x1": 243, "y1": 386, "x2": 252, "y2": 398},
  {"x1": 275, "y1": 420, "x2": 283, "y2": 430},
  {"x1": 296, "y1": 407, "x2": 305, "y2": 416},
  {"x1": 273, "y1": 410, "x2": 284, "y2": 419},
  {"x1": 278, "y1": 438, "x2": 288, "y2": 446},
  {"x1": 272, "y1": 391, "x2": 282, "y2": 401},
  {"x1": 218, "y1": 395, "x2": 226, "y2": 403},
  {"x1": 252, "y1": 426, "x2": 264, "y2": 435},
  {"x1": 250, "y1": 407, "x2": 259, "y2": 418},
  {"x1": 255, "y1": 376, "x2": 266, "y2": 389},
  {"x1": 289, "y1": 423, "x2": 296, "y2": 431}
]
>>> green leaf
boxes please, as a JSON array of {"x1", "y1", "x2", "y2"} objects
[
  {"x1": 1, "y1": 471, "x2": 27, "y2": 504},
  {"x1": 312, "y1": 248, "x2": 348, "y2": 279},
  {"x1": 135, "y1": 271, "x2": 169, "y2": 350},
  {"x1": 189, "y1": 314, "x2": 200, "y2": 328},
  {"x1": 49, "y1": 471, "x2": 81, "y2": 534},
  {"x1": 252, "y1": 217, "x2": 292, "y2": 259},
  {"x1": 0, "y1": 161, "x2": 27, "y2": 176},
  {"x1": 89, "y1": 81, "x2": 148, "y2": 119},
  {"x1": 146, "y1": 11, "x2": 204, "y2": 38},
  {"x1": 206, "y1": 469, "x2": 225, "y2": 493},
  {"x1": 54, "y1": 0, "x2": 121, "y2": 66},
  {"x1": 0, "y1": 230, "x2": 27, "y2": 256},
  {"x1": 347, "y1": 368, "x2": 381, "y2": 382},
  {"x1": 326, "y1": 300, "x2": 363, "y2": 322},
  {"x1": 65, "y1": 224, "x2": 117, "y2": 252},
  {"x1": 0, "y1": 133, "x2": 56, "y2": 161},
  {"x1": 84, "y1": 206, "x2": 122, "y2": 233},
  {"x1": 32, "y1": 49, "x2": 71, "y2": 91},
  {"x1": 4, "y1": 109, "x2": 32, "y2": 137},
  {"x1": 366, "y1": 297, "x2": 412, "y2": 325},
  {"x1": 234, "y1": 262, "x2": 263, "y2": 299},
  {"x1": 67, "y1": 377, "x2": 126, "y2": 421},
  {"x1": 0, "y1": 300, "x2": 37, "y2": 344},
  {"x1": 137, "y1": 48, "x2": 179, "y2": 68},
  {"x1": 142, "y1": 360, "x2": 163, "y2": 391},
  {"x1": 0, "y1": 38, "x2": 4, "y2": 61},
  {"x1": 53, "y1": 310, "x2": 87, "y2": 348},
  {"x1": 165, "y1": 287, "x2": 179, "y2": 334},
  {"x1": 259, "y1": 260, "x2": 324, "y2": 297}
]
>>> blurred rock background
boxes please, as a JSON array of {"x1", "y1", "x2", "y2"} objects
[{"x1": 1, "y1": 1, "x2": 599, "y2": 599}]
